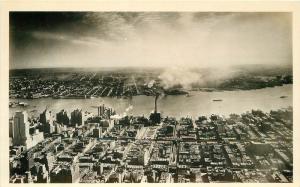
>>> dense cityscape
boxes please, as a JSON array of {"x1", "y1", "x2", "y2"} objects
[
  {"x1": 9, "y1": 99, "x2": 293, "y2": 183},
  {"x1": 8, "y1": 11, "x2": 294, "y2": 184}
]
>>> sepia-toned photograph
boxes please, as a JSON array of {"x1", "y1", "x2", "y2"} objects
[{"x1": 7, "y1": 10, "x2": 294, "y2": 183}]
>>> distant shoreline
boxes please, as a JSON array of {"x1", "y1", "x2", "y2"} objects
[
  {"x1": 9, "y1": 84, "x2": 292, "y2": 100},
  {"x1": 9, "y1": 65, "x2": 292, "y2": 99}
]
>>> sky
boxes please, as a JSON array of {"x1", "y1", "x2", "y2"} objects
[{"x1": 9, "y1": 12, "x2": 292, "y2": 69}]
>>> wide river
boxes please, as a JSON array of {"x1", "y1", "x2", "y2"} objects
[{"x1": 9, "y1": 85, "x2": 292, "y2": 119}]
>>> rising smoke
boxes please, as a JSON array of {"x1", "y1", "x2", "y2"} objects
[
  {"x1": 158, "y1": 66, "x2": 203, "y2": 89},
  {"x1": 158, "y1": 66, "x2": 241, "y2": 90}
]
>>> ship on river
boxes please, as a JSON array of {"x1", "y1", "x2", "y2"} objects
[{"x1": 213, "y1": 99, "x2": 223, "y2": 102}]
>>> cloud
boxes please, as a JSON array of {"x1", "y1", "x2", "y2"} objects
[
  {"x1": 31, "y1": 31, "x2": 105, "y2": 47},
  {"x1": 10, "y1": 12, "x2": 292, "y2": 69}
]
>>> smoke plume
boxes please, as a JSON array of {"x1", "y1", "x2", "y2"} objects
[
  {"x1": 158, "y1": 66, "x2": 240, "y2": 90},
  {"x1": 158, "y1": 66, "x2": 202, "y2": 89}
]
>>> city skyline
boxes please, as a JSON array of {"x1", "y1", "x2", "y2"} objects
[{"x1": 10, "y1": 12, "x2": 292, "y2": 69}]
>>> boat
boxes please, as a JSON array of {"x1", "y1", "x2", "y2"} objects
[
  {"x1": 213, "y1": 99, "x2": 223, "y2": 102},
  {"x1": 18, "y1": 102, "x2": 29, "y2": 107},
  {"x1": 280, "y1": 96, "x2": 288, "y2": 98}
]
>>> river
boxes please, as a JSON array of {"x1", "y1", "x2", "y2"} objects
[{"x1": 9, "y1": 84, "x2": 292, "y2": 119}]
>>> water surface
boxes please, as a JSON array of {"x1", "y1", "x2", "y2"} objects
[{"x1": 9, "y1": 85, "x2": 292, "y2": 119}]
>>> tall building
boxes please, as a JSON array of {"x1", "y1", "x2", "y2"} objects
[
  {"x1": 97, "y1": 105, "x2": 105, "y2": 116},
  {"x1": 71, "y1": 109, "x2": 83, "y2": 127},
  {"x1": 56, "y1": 110, "x2": 70, "y2": 125},
  {"x1": 40, "y1": 109, "x2": 54, "y2": 134},
  {"x1": 12, "y1": 111, "x2": 31, "y2": 147},
  {"x1": 9, "y1": 117, "x2": 14, "y2": 138},
  {"x1": 40, "y1": 109, "x2": 53, "y2": 124},
  {"x1": 97, "y1": 104, "x2": 115, "y2": 119},
  {"x1": 12, "y1": 111, "x2": 44, "y2": 149}
]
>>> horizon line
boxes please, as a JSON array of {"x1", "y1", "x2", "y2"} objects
[{"x1": 9, "y1": 63, "x2": 292, "y2": 71}]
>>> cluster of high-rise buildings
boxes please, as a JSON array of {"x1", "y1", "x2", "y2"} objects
[
  {"x1": 11, "y1": 111, "x2": 44, "y2": 150},
  {"x1": 9, "y1": 104, "x2": 293, "y2": 183}
]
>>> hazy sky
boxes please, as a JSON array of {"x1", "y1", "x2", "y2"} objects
[{"x1": 10, "y1": 12, "x2": 292, "y2": 69}]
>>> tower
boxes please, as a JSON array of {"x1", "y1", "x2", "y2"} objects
[
  {"x1": 12, "y1": 111, "x2": 31, "y2": 147},
  {"x1": 40, "y1": 109, "x2": 53, "y2": 125},
  {"x1": 40, "y1": 108, "x2": 54, "y2": 134},
  {"x1": 56, "y1": 110, "x2": 69, "y2": 125},
  {"x1": 12, "y1": 111, "x2": 44, "y2": 149},
  {"x1": 71, "y1": 109, "x2": 83, "y2": 127}
]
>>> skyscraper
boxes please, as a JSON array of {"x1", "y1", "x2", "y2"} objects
[
  {"x1": 12, "y1": 111, "x2": 44, "y2": 149},
  {"x1": 40, "y1": 109, "x2": 54, "y2": 134},
  {"x1": 56, "y1": 110, "x2": 69, "y2": 125},
  {"x1": 40, "y1": 109, "x2": 52, "y2": 124},
  {"x1": 12, "y1": 111, "x2": 31, "y2": 147},
  {"x1": 70, "y1": 109, "x2": 83, "y2": 127}
]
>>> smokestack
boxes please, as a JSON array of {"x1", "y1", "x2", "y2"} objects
[{"x1": 154, "y1": 94, "x2": 159, "y2": 113}]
